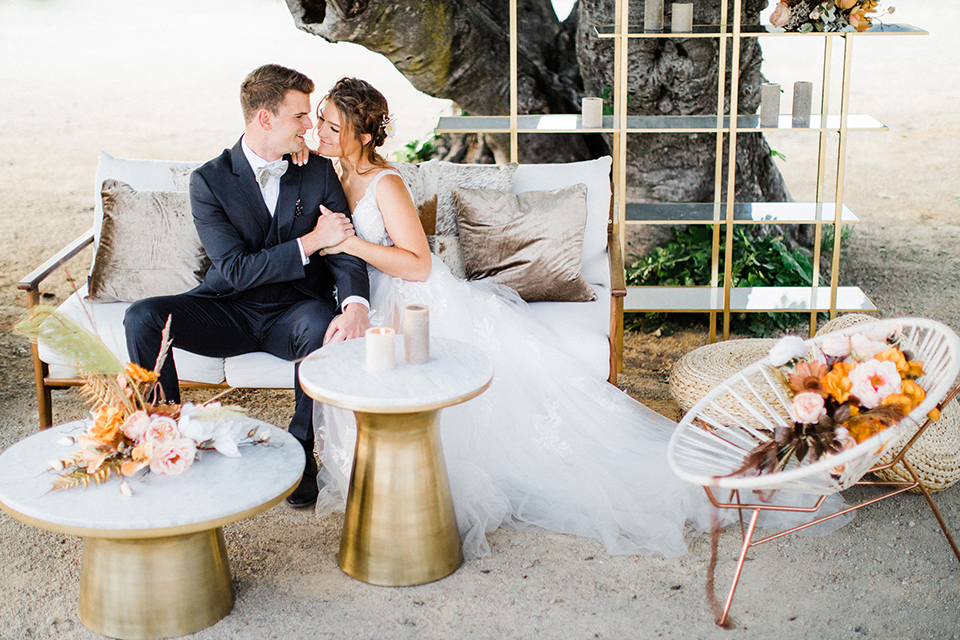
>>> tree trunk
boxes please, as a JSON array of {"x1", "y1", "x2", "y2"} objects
[{"x1": 285, "y1": 0, "x2": 790, "y2": 204}]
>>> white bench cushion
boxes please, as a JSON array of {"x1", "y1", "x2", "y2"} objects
[{"x1": 526, "y1": 284, "x2": 612, "y2": 381}]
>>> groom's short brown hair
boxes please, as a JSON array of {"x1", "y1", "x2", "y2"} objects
[{"x1": 240, "y1": 64, "x2": 315, "y2": 123}]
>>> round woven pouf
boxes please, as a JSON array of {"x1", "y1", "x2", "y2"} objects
[{"x1": 669, "y1": 338, "x2": 790, "y2": 430}]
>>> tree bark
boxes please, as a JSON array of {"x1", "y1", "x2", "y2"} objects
[{"x1": 286, "y1": 0, "x2": 790, "y2": 203}]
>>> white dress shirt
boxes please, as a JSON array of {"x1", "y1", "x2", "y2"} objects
[{"x1": 240, "y1": 137, "x2": 368, "y2": 310}]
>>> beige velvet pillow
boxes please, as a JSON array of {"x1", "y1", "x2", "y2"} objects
[
  {"x1": 453, "y1": 184, "x2": 597, "y2": 303},
  {"x1": 88, "y1": 180, "x2": 210, "y2": 303}
]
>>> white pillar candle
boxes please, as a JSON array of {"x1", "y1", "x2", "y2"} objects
[
  {"x1": 365, "y1": 327, "x2": 396, "y2": 372},
  {"x1": 581, "y1": 97, "x2": 604, "y2": 129},
  {"x1": 645, "y1": 0, "x2": 664, "y2": 31},
  {"x1": 792, "y1": 81, "x2": 813, "y2": 128},
  {"x1": 671, "y1": 3, "x2": 694, "y2": 33},
  {"x1": 402, "y1": 304, "x2": 430, "y2": 365},
  {"x1": 760, "y1": 83, "x2": 781, "y2": 128}
]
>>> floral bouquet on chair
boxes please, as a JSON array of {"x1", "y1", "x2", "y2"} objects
[
  {"x1": 15, "y1": 307, "x2": 269, "y2": 495},
  {"x1": 769, "y1": 0, "x2": 895, "y2": 32},
  {"x1": 732, "y1": 321, "x2": 938, "y2": 477}
]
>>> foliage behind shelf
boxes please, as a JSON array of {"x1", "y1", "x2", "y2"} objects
[{"x1": 626, "y1": 225, "x2": 827, "y2": 336}]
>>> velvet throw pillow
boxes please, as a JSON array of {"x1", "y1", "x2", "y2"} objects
[
  {"x1": 88, "y1": 180, "x2": 210, "y2": 303},
  {"x1": 453, "y1": 184, "x2": 597, "y2": 303}
]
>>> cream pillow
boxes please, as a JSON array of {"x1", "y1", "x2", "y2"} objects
[
  {"x1": 88, "y1": 180, "x2": 210, "y2": 303},
  {"x1": 453, "y1": 184, "x2": 597, "y2": 303},
  {"x1": 392, "y1": 160, "x2": 518, "y2": 237}
]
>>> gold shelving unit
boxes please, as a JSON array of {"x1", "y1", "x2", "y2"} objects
[{"x1": 435, "y1": 0, "x2": 927, "y2": 341}]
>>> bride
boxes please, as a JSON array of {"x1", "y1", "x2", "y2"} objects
[{"x1": 307, "y1": 78, "x2": 842, "y2": 559}]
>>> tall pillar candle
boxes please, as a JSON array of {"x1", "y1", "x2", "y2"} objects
[
  {"x1": 581, "y1": 97, "x2": 604, "y2": 129},
  {"x1": 760, "y1": 83, "x2": 781, "y2": 128},
  {"x1": 402, "y1": 304, "x2": 430, "y2": 365},
  {"x1": 671, "y1": 3, "x2": 694, "y2": 33},
  {"x1": 792, "y1": 81, "x2": 813, "y2": 128},
  {"x1": 645, "y1": 0, "x2": 664, "y2": 31},
  {"x1": 365, "y1": 327, "x2": 396, "y2": 372}
]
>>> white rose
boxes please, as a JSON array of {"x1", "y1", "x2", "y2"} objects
[
  {"x1": 849, "y1": 333, "x2": 888, "y2": 362},
  {"x1": 769, "y1": 335, "x2": 808, "y2": 367},
  {"x1": 821, "y1": 334, "x2": 852, "y2": 359}
]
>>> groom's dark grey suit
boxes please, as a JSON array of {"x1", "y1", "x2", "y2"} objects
[{"x1": 124, "y1": 139, "x2": 369, "y2": 445}]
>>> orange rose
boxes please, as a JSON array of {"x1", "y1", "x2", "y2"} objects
[
  {"x1": 837, "y1": 0, "x2": 858, "y2": 9},
  {"x1": 900, "y1": 379, "x2": 926, "y2": 409},
  {"x1": 875, "y1": 348, "x2": 909, "y2": 375},
  {"x1": 120, "y1": 442, "x2": 153, "y2": 477},
  {"x1": 821, "y1": 362, "x2": 855, "y2": 404},
  {"x1": 848, "y1": 9, "x2": 872, "y2": 30},
  {"x1": 88, "y1": 405, "x2": 125, "y2": 446},
  {"x1": 904, "y1": 359, "x2": 925, "y2": 379}
]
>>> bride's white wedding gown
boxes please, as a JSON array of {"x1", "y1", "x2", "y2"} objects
[{"x1": 315, "y1": 170, "x2": 847, "y2": 559}]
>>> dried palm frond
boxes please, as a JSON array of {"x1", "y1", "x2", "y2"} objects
[
  {"x1": 15, "y1": 306, "x2": 124, "y2": 376},
  {"x1": 49, "y1": 460, "x2": 120, "y2": 492},
  {"x1": 192, "y1": 404, "x2": 248, "y2": 422},
  {"x1": 79, "y1": 374, "x2": 136, "y2": 414}
]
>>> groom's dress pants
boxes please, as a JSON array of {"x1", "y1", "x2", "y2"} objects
[{"x1": 124, "y1": 290, "x2": 335, "y2": 444}]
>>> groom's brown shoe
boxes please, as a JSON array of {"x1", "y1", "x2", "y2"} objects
[{"x1": 286, "y1": 451, "x2": 320, "y2": 508}]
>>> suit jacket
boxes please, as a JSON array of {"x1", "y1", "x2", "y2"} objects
[{"x1": 187, "y1": 139, "x2": 369, "y2": 309}]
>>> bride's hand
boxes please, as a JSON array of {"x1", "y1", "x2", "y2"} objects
[
  {"x1": 321, "y1": 237, "x2": 354, "y2": 256},
  {"x1": 291, "y1": 145, "x2": 312, "y2": 166},
  {"x1": 301, "y1": 206, "x2": 355, "y2": 255}
]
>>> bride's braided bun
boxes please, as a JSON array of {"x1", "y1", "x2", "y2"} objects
[{"x1": 323, "y1": 77, "x2": 391, "y2": 168}]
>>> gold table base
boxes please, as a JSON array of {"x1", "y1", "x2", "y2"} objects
[
  {"x1": 79, "y1": 529, "x2": 234, "y2": 639},
  {"x1": 339, "y1": 409, "x2": 463, "y2": 586}
]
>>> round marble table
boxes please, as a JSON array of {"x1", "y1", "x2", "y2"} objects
[
  {"x1": 0, "y1": 420, "x2": 303, "y2": 640},
  {"x1": 299, "y1": 336, "x2": 493, "y2": 587}
]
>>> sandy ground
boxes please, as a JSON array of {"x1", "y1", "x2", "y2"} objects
[{"x1": 1, "y1": 0, "x2": 959, "y2": 638}]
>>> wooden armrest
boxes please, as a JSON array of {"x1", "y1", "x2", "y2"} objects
[
  {"x1": 607, "y1": 230, "x2": 626, "y2": 298},
  {"x1": 17, "y1": 227, "x2": 95, "y2": 293}
]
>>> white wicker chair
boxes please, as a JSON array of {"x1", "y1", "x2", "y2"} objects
[{"x1": 667, "y1": 318, "x2": 960, "y2": 627}]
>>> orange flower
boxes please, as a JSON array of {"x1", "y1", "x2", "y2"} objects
[
  {"x1": 904, "y1": 359, "x2": 925, "y2": 379},
  {"x1": 821, "y1": 362, "x2": 855, "y2": 404},
  {"x1": 120, "y1": 442, "x2": 153, "y2": 477},
  {"x1": 880, "y1": 393, "x2": 914, "y2": 414},
  {"x1": 788, "y1": 361, "x2": 829, "y2": 397},
  {"x1": 124, "y1": 362, "x2": 159, "y2": 385},
  {"x1": 929, "y1": 408, "x2": 941, "y2": 422},
  {"x1": 900, "y1": 379, "x2": 926, "y2": 409},
  {"x1": 837, "y1": 0, "x2": 858, "y2": 9},
  {"x1": 88, "y1": 406, "x2": 125, "y2": 446},
  {"x1": 849, "y1": 9, "x2": 872, "y2": 30},
  {"x1": 846, "y1": 416, "x2": 886, "y2": 443}
]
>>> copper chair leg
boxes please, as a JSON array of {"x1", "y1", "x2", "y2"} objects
[
  {"x1": 903, "y1": 458, "x2": 960, "y2": 562},
  {"x1": 719, "y1": 508, "x2": 760, "y2": 627}
]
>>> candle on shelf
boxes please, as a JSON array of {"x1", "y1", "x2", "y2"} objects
[
  {"x1": 581, "y1": 97, "x2": 604, "y2": 129},
  {"x1": 365, "y1": 327, "x2": 396, "y2": 372},
  {"x1": 671, "y1": 3, "x2": 694, "y2": 33},
  {"x1": 760, "y1": 83, "x2": 781, "y2": 128},
  {"x1": 792, "y1": 81, "x2": 813, "y2": 128},
  {"x1": 645, "y1": 0, "x2": 664, "y2": 31},
  {"x1": 402, "y1": 304, "x2": 430, "y2": 365}
]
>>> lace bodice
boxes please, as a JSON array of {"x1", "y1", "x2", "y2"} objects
[{"x1": 350, "y1": 169, "x2": 399, "y2": 248}]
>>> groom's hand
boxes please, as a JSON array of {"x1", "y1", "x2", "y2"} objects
[
  {"x1": 301, "y1": 205, "x2": 355, "y2": 255},
  {"x1": 323, "y1": 302, "x2": 370, "y2": 344}
]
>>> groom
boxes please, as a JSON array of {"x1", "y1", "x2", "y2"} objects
[{"x1": 125, "y1": 64, "x2": 370, "y2": 507}]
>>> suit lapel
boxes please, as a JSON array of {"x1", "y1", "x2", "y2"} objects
[
  {"x1": 276, "y1": 160, "x2": 302, "y2": 242},
  {"x1": 229, "y1": 141, "x2": 271, "y2": 237}
]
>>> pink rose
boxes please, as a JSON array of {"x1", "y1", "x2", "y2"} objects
[
  {"x1": 820, "y1": 335, "x2": 852, "y2": 359},
  {"x1": 849, "y1": 333, "x2": 887, "y2": 361},
  {"x1": 848, "y1": 359, "x2": 901, "y2": 409},
  {"x1": 791, "y1": 392, "x2": 827, "y2": 424},
  {"x1": 770, "y1": 2, "x2": 792, "y2": 27},
  {"x1": 121, "y1": 411, "x2": 151, "y2": 441},
  {"x1": 149, "y1": 438, "x2": 197, "y2": 476},
  {"x1": 144, "y1": 416, "x2": 180, "y2": 444}
]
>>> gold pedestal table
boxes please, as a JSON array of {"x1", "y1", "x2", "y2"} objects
[
  {"x1": 0, "y1": 420, "x2": 303, "y2": 639},
  {"x1": 299, "y1": 336, "x2": 493, "y2": 587}
]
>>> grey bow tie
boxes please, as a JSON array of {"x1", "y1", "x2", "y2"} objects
[{"x1": 255, "y1": 160, "x2": 288, "y2": 188}]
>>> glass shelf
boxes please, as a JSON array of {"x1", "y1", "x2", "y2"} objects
[
  {"x1": 623, "y1": 286, "x2": 876, "y2": 313},
  {"x1": 594, "y1": 23, "x2": 927, "y2": 38},
  {"x1": 624, "y1": 202, "x2": 860, "y2": 225},
  {"x1": 436, "y1": 114, "x2": 885, "y2": 134}
]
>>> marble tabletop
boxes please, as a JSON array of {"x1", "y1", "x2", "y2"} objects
[
  {"x1": 299, "y1": 336, "x2": 494, "y2": 413},
  {"x1": 0, "y1": 420, "x2": 303, "y2": 538}
]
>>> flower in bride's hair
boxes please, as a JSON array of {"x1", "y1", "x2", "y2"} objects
[{"x1": 383, "y1": 116, "x2": 396, "y2": 138}]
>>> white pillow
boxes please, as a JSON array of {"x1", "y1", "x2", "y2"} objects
[
  {"x1": 93, "y1": 151, "x2": 203, "y2": 248},
  {"x1": 512, "y1": 156, "x2": 612, "y2": 288}
]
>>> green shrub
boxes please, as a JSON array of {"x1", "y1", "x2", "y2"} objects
[{"x1": 625, "y1": 225, "x2": 827, "y2": 336}]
